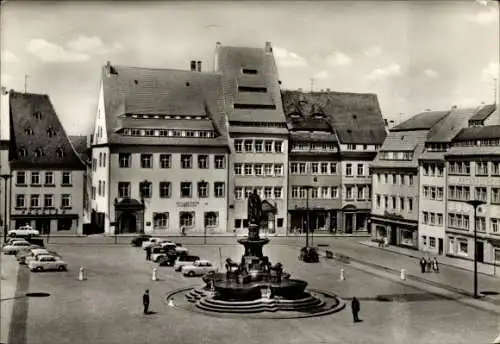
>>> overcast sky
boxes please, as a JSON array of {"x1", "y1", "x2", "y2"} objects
[{"x1": 1, "y1": 1, "x2": 499, "y2": 135}]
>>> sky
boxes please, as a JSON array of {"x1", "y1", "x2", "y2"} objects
[{"x1": 1, "y1": 0, "x2": 499, "y2": 135}]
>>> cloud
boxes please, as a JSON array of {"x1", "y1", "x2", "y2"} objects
[
  {"x1": 273, "y1": 47, "x2": 308, "y2": 67},
  {"x1": 26, "y1": 39, "x2": 89, "y2": 62},
  {"x1": 364, "y1": 46, "x2": 382, "y2": 57},
  {"x1": 481, "y1": 62, "x2": 499, "y2": 82},
  {"x1": 1, "y1": 50, "x2": 20, "y2": 63},
  {"x1": 424, "y1": 69, "x2": 440, "y2": 79},
  {"x1": 314, "y1": 70, "x2": 329, "y2": 80},
  {"x1": 366, "y1": 63, "x2": 402, "y2": 81},
  {"x1": 465, "y1": 9, "x2": 498, "y2": 25},
  {"x1": 67, "y1": 35, "x2": 124, "y2": 54},
  {"x1": 326, "y1": 51, "x2": 352, "y2": 66}
]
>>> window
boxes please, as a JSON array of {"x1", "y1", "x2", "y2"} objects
[
  {"x1": 56, "y1": 148, "x2": 65, "y2": 158},
  {"x1": 458, "y1": 239, "x2": 468, "y2": 255},
  {"x1": 159, "y1": 182, "x2": 171, "y2": 198},
  {"x1": 16, "y1": 171, "x2": 26, "y2": 185},
  {"x1": 43, "y1": 194, "x2": 53, "y2": 208},
  {"x1": 25, "y1": 127, "x2": 34, "y2": 135},
  {"x1": 140, "y1": 154, "x2": 152, "y2": 168},
  {"x1": 214, "y1": 182, "x2": 225, "y2": 198},
  {"x1": 376, "y1": 194, "x2": 381, "y2": 208},
  {"x1": 47, "y1": 127, "x2": 56, "y2": 137},
  {"x1": 475, "y1": 187, "x2": 487, "y2": 202},
  {"x1": 15, "y1": 194, "x2": 25, "y2": 208},
  {"x1": 408, "y1": 198, "x2": 413, "y2": 211},
  {"x1": 311, "y1": 163, "x2": 319, "y2": 175},
  {"x1": 234, "y1": 219, "x2": 242, "y2": 229},
  {"x1": 492, "y1": 218, "x2": 499, "y2": 233},
  {"x1": 264, "y1": 140, "x2": 273, "y2": 152},
  {"x1": 493, "y1": 188, "x2": 500, "y2": 204},
  {"x1": 102, "y1": 181, "x2": 106, "y2": 197},
  {"x1": 33, "y1": 111, "x2": 42, "y2": 120},
  {"x1": 44, "y1": 172, "x2": 54, "y2": 185},
  {"x1": 422, "y1": 235, "x2": 427, "y2": 246},
  {"x1": 423, "y1": 186, "x2": 429, "y2": 199},
  {"x1": 346, "y1": 186, "x2": 354, "y2": 200},
  {"x1": 181, "y1": 154, "x2": 192, "y2": 169},
  {"x1": 18, "y1": 148, "x2": 27, "y2": 158},
  {"x1": 493, "y1": 162, "x2": 500, "y2": 176},
  {"x1": 423, "y1": 211, "x2": 429, "y2": 224},
  {"x1": 234, "y1": 163, "x2": 243, "y2": 175},
  {"x1": 476, "y1": 217, "x2": 486, "y2": 232},
  {"x1": 30, "y1": 194, "x2": 40, "y2": 208},
  {"x1": 357, "y1": 164, "x2": 364, "y2": 176},
  {"x1": 244, "y1": 187, "x2": 253, "y2": 198},
  {"x1": 204, "y1": 212, "x2": 219, "y2": 227},
  {"x1": 400, "y1": 197, "x2": 405, "y2": 210},
  {"x1": 139, "y1": 181, "x2": 152, "y2": 198},
  {"x1": 31, "y1": 172, "x2": 40, "y2": 185},
  {"x1": 277, "y1": 218, "x2": 284, "y2": 228},
  {"x1": 198, "y1": 155, "x2": 209, "y2": 169},
  {"x1": 214, "y1": 155, "x2": 225, "y2": 169},
  {"x1": 99, "y1": 152, "x2": 103, "y2": 167},
  {"x1": 98, "y1": 181, "x2": 102, "y2": 196},
  {"x1": 103, "y1": 153, "x2": 107, "y2": 167},
  {"x1": 391, "y1": 196, "x2": 396, "y2": 209},
  {"x1": 244, "y1": 140, "x2": 253, "y2": 152},
  {"x1": 244, "y1": 164, "x2": 253, "y2": 175},
  {"x1": 91, "y1": 186, "x2": 96, "y2": 200},
  {"x1": 409, "y1": 175, "x2": 414, "y2": 185},
  {"x1": 234, "y1": 139, "x2": 243, "y2": 152},
  {"x1": 274, "y1": 164, "x2": 283, "y2": 176},
  {"x1": 153, "y1": 213, "x2": 169, "y2": 229},
  {"x1": 255, "y1": 164, "x2": 263, "y2": 176},
  {"x1": 347, "y1": 144, "x2": 356, "y2": 150},
  {"x1": 384, "y1": 196, "x2": 388, "y2": 208},
  {"x1": 476, "y1": 161, "x2": 488, "y2": 176},
  {"x1": 437, "y1": 187, "x2": 444, "y2": 201},
  {"x1": 274, "y1": 141, "x2": 283, "y2": 153},
  {"x1": 274, "y1": 187, "x2": 283, "y2": 199},
  {"x1": 61, "y1": 194, "x2": 71, "y2": 208},
  {"x1": 346, "y1": 163, "x2": 352, "y2": 177},
  {"x1": 255, "y1": 140, "x2": 263, "y2": 152},
  {"x1": 160, "y1": 154, "x2": 171, "y2": 169},
  {"x1": 264, "y1": 187, "x2": 273, "y2": 199},
  {"x1": 62, "y1": 172, "x2": 71, "y2": 185},
  {"x1": 234, "y1": 187, "x2": 243, "y2": 199},
  {"x1": 197, "y1": 182, "x2": 209, "y2": 198},
  {"x1": 330, "y1": 163, "x2": 337, "y2": 174},
  {"x1": 180, "y1": 212, "x2": 194, "y2": 228},
  {"x1": 181, "y1": 182, "x2": 192, "y2": 198},
  {"x1": 298, "y1": 163, "x2": 306, "y2": 174},
  {"x1": 118, "y1": 182, "x2": 130, "y2": 198},
  {"x1": 429, "y1": 237, "x2": 436, "y2": 248},
  {"x1": 264, "y1": 164, "x2": 273, "y2": 176}
]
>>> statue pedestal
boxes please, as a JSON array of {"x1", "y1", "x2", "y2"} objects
[{"x1": 248, "y1": 223, "x2": 260, "y2": 240}]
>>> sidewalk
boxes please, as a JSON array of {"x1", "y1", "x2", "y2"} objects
[
  {"x1": 360, "y1": 240, "x2": 498, "y2": 277},
  {"x1": 1, "y1": 254, "x2": 18, "y2": 344}
]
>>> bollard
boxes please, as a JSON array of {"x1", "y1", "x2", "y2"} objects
[
  {"x1": 152, "y1": 267, "x2": 159, "y2": 281},
  {"x1": 78, "y1": 266, "x2": 86, "y2": 281},
  {"x1": 340, "y1": 268, "x2": 345, "y2": 281}
]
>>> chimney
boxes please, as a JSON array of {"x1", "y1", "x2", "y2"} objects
[
  {"x1": 265, "y1": 42, "x2": 273, "y2": 54},
  {"x1": 197, "y1": 61, "x2": 202, "y2": 72},
  {"x1": 214, "y1": 42, "x2": 222, "y2": 72},
  {"x1": 105, "y1": 61, "x2": 111, "y2": 76},
  {"x1": 190, "y1": 60, "x2": 197, "y2": 72},
  {"x1": 298, "y1": 88, "x2": 303, "y2": 92}
]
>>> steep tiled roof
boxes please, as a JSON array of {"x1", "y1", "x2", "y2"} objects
[
  {"x1": 469, "y1": 104, "x2": 496, "y2": 121},
  {"x1": 452, "y1": 125, "x2": 500, "y2": 141},
  {"x1": 392, "y1": 111, "x2": 449, "y2": 131},
  {"x1": 372, "y1": 130, "x2": 429, "y2": 169},
  {"x1": 215, "y1": 44, "x2": 287, "y2": 127},
  {"x1": 290, "y1": 131, "x2": 337, "y2": 143},
  {"x1": 9, "y1": 91, "x2": 86, "y2": 169},
  {"x1": 101, "y1": 65, "x2": 228, "y2": 147},
  {"x1": 446, "y1": 146, "x2": 500, "y2": 157},
  {"x1": 282, "y1": 90, "x2": 386, "y2": 144},
  {"x1": 69, "y1": 135, "x2": 90, "y2": 162},
  {"x1": 426, "y1": 107, "x2": 478, "y2": 143}
]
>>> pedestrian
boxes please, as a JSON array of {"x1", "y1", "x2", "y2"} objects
[
  {"x1": 145, "y1": 245, "x2": 151, "y2": 261},
  {"x1": 419, "y1": 257, "x2": 426, "y2": 273},
  {"x1": 143, "y1": 289, "x2": 150, "y2": 315},
  {"x1": 432, "y1": 257, "x2": 439, "y2": 273},
  {"x1": 351, "y1": 297, "x2": 361, "y2": 323},
  {"x1": 181, "y1": 225, "x2": 186, "y2": 236},
  {"x1": 426, "y1": 257, "x2": 432, "y2": 272}
]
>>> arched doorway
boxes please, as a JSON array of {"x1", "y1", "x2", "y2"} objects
[{"x1": 119, "y1": 211, "x2": 137, "y2": 233}]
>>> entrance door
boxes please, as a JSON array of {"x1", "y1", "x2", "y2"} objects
[
  {"x1": 119, "y1": 212, "x2": 137, "y2": 233},
  {"x1": 390, "y1": 225, "x2": 397, "y2": 245},
  {"x1": 438, "y1": 238, "x2": 444, "y2": 255},
  {"x1": 36, "y1": 219, "x2": 51, "y2": 235},
  {"x1": 345, "y1": 213, "x2": 353, "y2": 234},
  {"x1": 476, "y1": 241, "x2": 484, "y2": 263}
]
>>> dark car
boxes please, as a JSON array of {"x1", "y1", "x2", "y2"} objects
[
  {"x1": 130, "y1": 234, "x2": 152, "y2": 247},
  {"x1": 299, "y1": 246, "x2": 319, "y2": 263},
  {"x1": 158, "y1": 253, "x2": 177, "y2": 267}
]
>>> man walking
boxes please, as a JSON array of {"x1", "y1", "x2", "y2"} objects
[
  {"x1": 351, "y1": 297, "x2": 361, "y2": 323},
  {"x1": 432, "y1": 257, "x2": 439, "y2": 273},
  {"x1": 419, "y1": 257, "x2": 426, "y2": 273},
  {"x1": 145, "y1": 245, "x2": 152, "y2": 261},
  {"x1": 143, "y1": 289, "x2": 150, "y2": 314}
]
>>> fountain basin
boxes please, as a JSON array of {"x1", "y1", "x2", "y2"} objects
[{"x1": 211, "y1": 278, "x2": 308, "y2": 301}]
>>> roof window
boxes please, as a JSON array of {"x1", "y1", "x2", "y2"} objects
[
  {"x1": 25, "y1": 128, "x2": 34, "y2": 135},
  {"x1": 238, "y1": 86, "x2": 267, "y2": 93},
  {"x1": 34, "y1": 148, "x2": 44, "y2": 158},
  {"x1": 33, "y1": 111, "x2": 42, "y2": 120},
  {"x1": 242, "y1": 68, "x2": 258, "y2": 75},
  {"x1": 47, "y1": 128, "x2": 57, "y2": 137},
  {"x1": 56, "y1": 148, "x2": 65, "y2": 158},
  {"x1": 18, "y1": 148, "x2": 27, "y2": 158}
]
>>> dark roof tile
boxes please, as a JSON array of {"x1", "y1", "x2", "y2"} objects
[
  {"x1": 426, "y1": 107, "x2": 478, "y2": 142},
  {"x1": 452, "y1": 125, "x2": 500, "y2": 141},
  {"x1": 391, "y1": 110, "x2": 449, "y2": 131},
  {"x1": 469, "y1": 104, "x2": 496, "y2": 121}
]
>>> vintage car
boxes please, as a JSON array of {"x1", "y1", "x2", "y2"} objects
[
  {"x1": 130, "y1": 234, "x2": 152, "y2": 247},
  {"x1": 299, "y1": 246, "x2": 320, "y2": 263},
  {"x1": 141, "y1": 238, "x2": 173, "y2": 250},
  {"x1": 28, "y1": 255, "x2": 67, "y2": 272},
  {"x1": 2, "y1": 240, "x2": 32, "y2": 255},
  {"x1": 24, "y1": 248, "x2": 60, "y2": 265},
  {"x1": 182, "y1": 260, "x2": 217, "y2": 277},
  {"x1": 17, "y1": 248, "x2": 49, "y2": 264},
  {"x1": 8, "y1": 225, "x2": 40, "y2": 237},
  {"x1": 174, "y1": 255, "x2": 201, "y2": 271}
]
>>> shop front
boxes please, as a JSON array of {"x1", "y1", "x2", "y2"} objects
[
  {"x1": 288, "y1": 208, "x2": 337, "y2": 234},
  {"x1": 370, "y1": 214, "x2": 418, "y2": 249}
]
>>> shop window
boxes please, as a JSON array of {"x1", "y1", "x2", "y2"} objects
[
  {"x1": 179, "y1": 212, "x2": 194, "y2": 228},
  {"x1": 458, "y1": 239, "x2": 468, "y2": 256},
  {"x1": 277, "y1": 218, "x2": 284, "y2": 228},
  {"x1": 153, "y1": 213, "x2": 169, "y2": 229},
  {"x1": 429, "y1": 237, "x2": 436, "y2": 248},
  {"x1": 234, "y1": 219, "x2": 242, "y2": 229},
  {"x1": 57, "y1": 218, "x2": 73, "y2": 231},
  {"x1": 204, "y1": 212, "x2": 219, "y2": 227}
]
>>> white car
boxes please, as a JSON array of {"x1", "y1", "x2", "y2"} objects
[
  {"x1": 24, "y1": 249, "x2": 52, "y2": 264},
  {"x1": 2, "y1": 240, "x2": 32, "y2": 254},
  {"x1": 28, "y1": 255, "x2": 67, "y2": 272},
  {"x1": 174, "y1": 255, "x2": 200, "y2": 272},
  {"x1": 8, "y1": 225, "x2": 40, "y2": 237},
  {"x1": 142, "y1": 238, "x2": 171, "y2": 250},
  {"x1": 182, "y1": 260, "x2": 217, "y2": 277},
  {"x1": 150, "y1": 246, "x2": 170, "y2": 262}
]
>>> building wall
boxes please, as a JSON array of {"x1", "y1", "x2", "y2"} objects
[
  {"x1": 229, "y1": 135, "x2": 288, "y2": 234},
  {"x1": 108, "y1": 145, "x2": 228, "y2": 235},
  {"x1": 0, "y1": 90, "x2": 11, "y2": 229},
  {"x1": 91, "y1": 146, "x2": 111, "y2": 231},
  {"x1": 340, "y1": 159, "x2": 372, "y2": 208}
]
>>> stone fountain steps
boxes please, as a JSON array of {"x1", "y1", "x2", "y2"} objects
[{"x1": 185, "y1": 288, "x2": 207, "y2": 303}]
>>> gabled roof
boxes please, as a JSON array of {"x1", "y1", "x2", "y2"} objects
[
  {"x1": 101, "y1": 64, "x2": 228, "y2": 147},
  {"x1": 9, "y1": 91, "x2": 86, "y2": 169},
  {"x1": 371, "y1": 130, "x2": 429, "y2": 169},
  {"x1": 426, "y1": 107, "x2": 478, "y2": 143},
  {"x1": 469, "y1": 104, "x2": 496, "y2": 121},
  {"x1": 282, "y1": 90, "x2": 386, "y2": 144},
  {"x1": 215, "y1": 43, "x2": 287, "y2": 127},
  {"x1": 452, "y1": 125, "x2": 500, "y2": 141},
  {"x1": 391, "y1": 110, "x2": 449, "y2": 131}
]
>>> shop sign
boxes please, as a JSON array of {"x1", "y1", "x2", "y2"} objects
[{"x1": 176, "y1": 201, "x2": 199, "y2": 208}]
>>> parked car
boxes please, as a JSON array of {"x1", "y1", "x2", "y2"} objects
[
  {"x1": 150, "y1": 246, "x2": 169, "y2": 262},
  {"x1": 16, "y1": 247, "x2": 49, "y2": 264},
  {"x1": 24, "y1": 248, "x2": 60, "y2": 265},
  {"x1": 174, "y1": 255, "x2": 201, "y2": 272},
  {"x1": 182, "y1": 260, "x2": 217, "y2": 277},
  {"x1": 130, "y1": 234, "x2": 152, "y2": 247},
  {"x1": 6, "y1": 237, "x2": 29, "y2": 246},
  {"x1": 141, "y1": 238, "x2": 171, "y2": 250},
  {"x1": 2, "y1": 240, "x2": 32, "y2": 255},
  {"x1": 28, "y1": 255, "x2": 67, "y2": 272},
  {"x1": 8, "y1": 225, "x2": 40, "y2": 237},
  {"x1": 174, "y1": 244, "x2": 189, "y2": 255},
  {"x1": 25, "y1": 236, "x2": 45, "y2": 248},
  {"x1": 158, "y1": 254, "x2": 177, "y2": 267},
  {"x1": 299, "y1": 246, "x2": 319, "y2": 263}
]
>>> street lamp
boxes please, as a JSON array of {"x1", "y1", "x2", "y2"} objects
[
  {"x1": 1, "y1": 174, "x2": 12, "y2": 243},
  {"x1": 466, "y1": 199, "x2": 486, "y2": 299},
  {"x1": 303, "y1": 185, "x2": 312, "y2": 247}
]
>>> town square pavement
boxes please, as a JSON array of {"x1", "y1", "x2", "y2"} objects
[{"x1": 1, "y1": 239, "x2": 499, "y2": 344}]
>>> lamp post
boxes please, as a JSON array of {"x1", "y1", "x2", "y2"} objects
[
  {"x1": 1, "y1": 174, "x2": 12, "y2": 243},
  {"x1": 304, "y1": 185, "x2": 311, "y2": 247},
  {"x1": 466, "y1": 199, "x2": 486, "y2": 299}
]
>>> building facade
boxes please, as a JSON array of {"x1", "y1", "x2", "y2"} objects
[
  {"x1": 445, "y1": 125, "x2": 500, "y2": 267},
  {"x1": 7, "y1": 91, "x2": 87, "y2": 234},
  {"x1": 215, "y1": 42, "x2": 289, "y2": 234}
]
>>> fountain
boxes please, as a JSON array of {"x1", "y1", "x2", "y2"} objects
[{"x1": 176, "y1": 189, "x2": 344, "y2": 316}]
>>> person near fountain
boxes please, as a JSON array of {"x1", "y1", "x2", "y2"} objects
[
  {"x1": 351, "y1": 297, "x2": 361, "y2": 323},
  {"x1": 142, "y1": 289, "x2": 150, "y2": 315}
]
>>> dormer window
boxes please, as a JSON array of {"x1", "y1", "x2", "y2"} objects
[
  {"x1": 242, "y1": 68, "x2": 258, "y2": 75},
  {"x1": 18, "y1": 148, "x2": 27, "y2": 158},
  {"x1": 34, "y1": 148, "x2": 44, "y2": 158},
  {"x1": 313, "y1": 113, "x2": 325, "y2": 119},
  {"x1": 47, "y1": 128, "x2": 56, "y2": 137},
  {"x1": 24, "y1": 128, "x2": 34, "y2": 135},
  {"x1": 290, "y1": 112, "x2": 302, "y2": 118},
  {"x1": 32, "y1": 111, "x2": 42, "y2": 120},
  {"x1": 56, "y1": 148, "x2": 65, "y2": 158}
]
